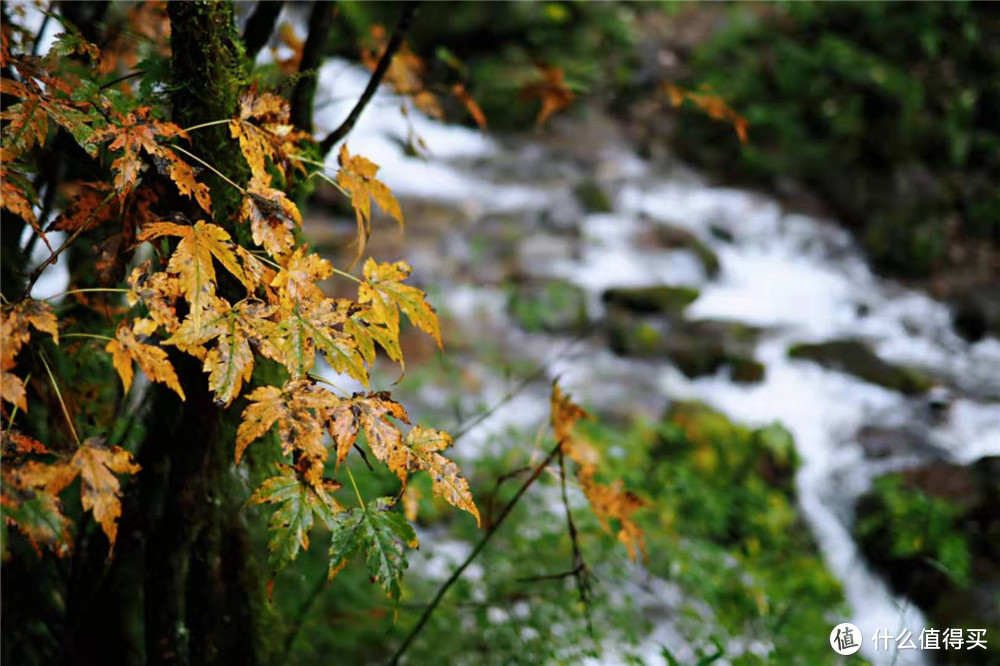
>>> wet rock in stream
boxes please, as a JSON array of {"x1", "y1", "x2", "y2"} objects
[
  {"x1": 788, "y1": 339, "x2": 935, "y2": 396},
  {"x1": 602, "y1": 284, "x2": 701, "y2": 316},
  {"x1": 639, "y1": 222, "x2": 721, "y2": 277},
  {"x1": 607, "y1": 315, "x2": 766, "y2": 383}
]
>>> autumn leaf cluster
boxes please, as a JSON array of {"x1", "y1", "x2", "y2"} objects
[{"x1": 1, "y1": 20, "x2": 477, "y2": 602}]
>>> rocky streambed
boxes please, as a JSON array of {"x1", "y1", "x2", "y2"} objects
[{"x1": 305, "y1": 59, "x2": 999, "y2": 664}]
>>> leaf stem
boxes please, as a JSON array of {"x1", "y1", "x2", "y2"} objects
[
  {"x1": 39, "y1": 352, "x2": 80, "y2": 446},
  {"x1": 62, "y1": 333, "x2": 114, "y2": 342},
  {"x1": 344, "y1": 462, "x2": 366, "y2": 510},
  {"x1": 331, "y1": 267, "x2": 362, "y2": 284},
  {"x1": 178, "y1": 118, "x2": 232, "y2": 134},
  {"x1": 171, "y1": 144, "x2": 246, "y2": 194},
  {"x1": 44, "y1": 287, "x2": 129, "y2": 301}
]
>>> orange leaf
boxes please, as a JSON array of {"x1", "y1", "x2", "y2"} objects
[
  {"x1": 336, "y1": 144, "x2": 403, "y2": 266},
  {"x1": 43, "y1": 437, "x2": 140, "y2": 548},
  {"x1": 520, "y1": 65, "x2": 574, "y2": 128},
  {"x1": 106, "y1": 321, "x2": 185, "y2": 400},
  {"x1": 236, "y1": 380, "x2": 339, "y2": 465},
  {"x1": 451, "y1": 83, "x2": 487, "y2": 131}
]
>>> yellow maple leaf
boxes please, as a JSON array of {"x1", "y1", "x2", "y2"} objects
[
  {"x1": 236, "y1": 380, "x2": 339, "y2": 466},
  {"x1": 270, "y1": 297, "x2": 368, "y2": 384},
  {"x1": 403, "y1": 426, "x2": 479, "y2": 526},
  {"x1": 271, "y1": 246, "x2": 331, "y2": 303},
  {"x1": 336, "y1": 144, "x2": 403, "y2": 266},
  {"x1": 359, "y1": 258, "x2": 442, "y2": 349},
  {"x1": 139, "y1": 220, "x2": 251, "y2": 326},
  {"x1": 42, "y1": 437, "x2": 141, "y2": 548},
  {"x1": 239, "y1": 183, "x2": 302, "y2": 259},
  {"x1": 1, "y1": 299, "x2": 60, "y2": 412},
  {"x1": 107, "y1": 321, "x2": 185, "y2": 400}
]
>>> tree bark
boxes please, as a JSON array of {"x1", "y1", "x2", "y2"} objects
[{"x1": 139, "y1": 4, "x2": 272, "y2": 665}]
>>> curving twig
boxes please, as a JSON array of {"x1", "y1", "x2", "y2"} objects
[
  {"x1": 388, "y1": 440, "x2": 563, "y2": 665},
  {"x1": 558, "y1": 450, "x2": 594, "y2": 640},
  {"x1": 21, "y1": 225, "x2": 87, "y2": 301},
  {"x1": 318, "y1": 2, "x2": 420, "y2": 155}
]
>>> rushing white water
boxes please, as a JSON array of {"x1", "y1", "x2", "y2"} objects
[{"x1": 310, "y1": 59, "x2": 1000, "y2": 665}]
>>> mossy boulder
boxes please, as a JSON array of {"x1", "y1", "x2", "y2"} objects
[
  {"x1": 601, "y1": 284, "x2": 700, "y2": 316},
  {"x1": 854, "y1": 458, "x2": 1000, "y2": 645},
  {"x1": 607, "y1": 317, "x2": 765, "y2": 383},
  {"x1": 729, "y1": 356, "x2": 766, "y2": 384},
  {"x1": 573, "y1": 179, "x2": 614, "y2": 213},
  {"x1": 658, "y1": 400, "x2": 800, "y2": 504},
  {"x1": 788, "y1": 339, "x2": 933, "y2": 395},
  {"x1": 650, "y1": 224, "x2": 721, "y2": 277},
  {"x1": 507, "y1": 278, "x2": 589, "y2": 334}
]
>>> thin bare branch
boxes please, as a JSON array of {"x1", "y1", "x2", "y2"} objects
[
  {"x1": 318, "y1": 2, "x2": 420, "y2": 155},
  {"x1": 388, "y1": 440, "x2": 562, "y2": 665}
]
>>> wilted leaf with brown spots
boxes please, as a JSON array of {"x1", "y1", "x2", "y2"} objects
[
  {"x1": 91, "y1": 107, "x2": 211, "y2": 211},
  {"x1": 239, "y1": 183, "x2": 302, "y2": 259},
  {"x1": 139, "y1": 220, "x2": 251, "y2": 318},
  {"x1": 550, "y1": 383, "x2": 598, "y2": 469},
  {"x1": 107, "y1": 321, "x2": 185, "y2": 400},
  {"x1": 271, "y1": 247, "x2": 331, "y2": 303},
  {"x1": 236, "y1": 380, "x2": 339, "y2": 467},
  {"x1": 270, "y1": 297, "x2": 367, "y2": 384},
  {"x1": 1, "y1": 299, "x2": 59, "y2": 412},
  {"x1": 0, "y1": 164, "x2": 40, "y2": 232},
  {"x1": 126, "y1": 262, "x2": 182, "y2": 334},
  {"x1": 359, "y1": 258, "x2": 441, "y2": 349},
  {"x1": 578, "y1": 468, "x2": 646, "y2": 562},
  {"x1": 40, "y1": 437, "x2": 140, "y2": 548},
  {"x1": 402, "y1": 426, "x2": 479, "y2": 525}
]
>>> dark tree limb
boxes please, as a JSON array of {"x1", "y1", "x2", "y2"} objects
[
  {"x1": 318, "y1": 1, "x2": 420, "y2": 155},
  {"x1": 290, "y1": 1, "x2": 336, "y2": 132},
  {"x1": 241, "y1": 0, "x2": 284, "y2": 62}
]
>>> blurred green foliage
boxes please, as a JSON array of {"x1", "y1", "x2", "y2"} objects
[
  {"x1": 333, "y1": 1, "x2": 640, "y2": 128},
  {"x1": 855, "y1": 475, "x2": 971, "y2": 588},
  {"x1": 674, "y1": 2, "x2": 1000, "y2": 277}
]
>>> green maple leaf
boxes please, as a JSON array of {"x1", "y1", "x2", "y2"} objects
[{"x1": 328, "y1": 497, "x2": 418, "y2": 603}]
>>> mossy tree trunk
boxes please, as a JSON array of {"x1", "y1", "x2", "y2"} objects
[
  {"x1": 141, "y1": 4, "x2": 272, "y2": 666},
  {"x1": 58, "y1": 4, "x2": 273, "y2": 666}
]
